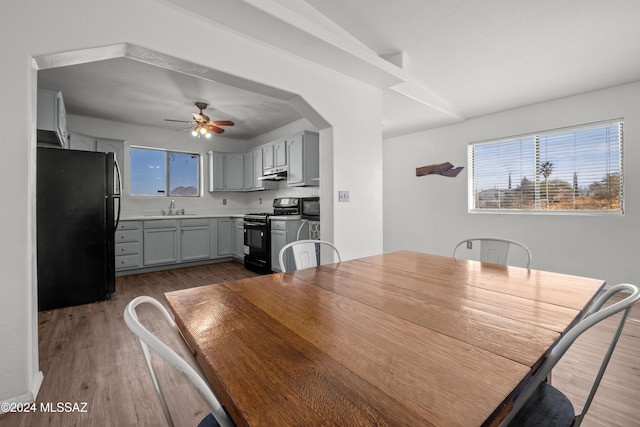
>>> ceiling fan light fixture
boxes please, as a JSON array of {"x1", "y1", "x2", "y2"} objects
[{"x1": 166, "y1": 102, "x2": 234, "y2": 139}]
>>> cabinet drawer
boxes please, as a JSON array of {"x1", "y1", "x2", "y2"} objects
[
  {"x1": 118, "y1": 221, "x2": 141, "y2": 230},
  {"x1": 116, "y1": 229, "x2": 141, "y2": 243},
  {"x1": 271, "y1": 220, "x2": 286, "y2": 231},
  {"x1": 115, "y1": 254, "x2": 142, "y2": 270},
  {"x1": 144, "y1": 219, "x2": 178, "y2": 229},
  {"x1": 116, "y1": 241, "x2": 140, "y2": 256},
  {"x1": 180, "y1": 218, "x2": 210, "y2": 227}
]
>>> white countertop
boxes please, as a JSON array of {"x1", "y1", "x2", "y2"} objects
[{"x1": 120, "y1": 213, "x2": 246, "y2": 220}]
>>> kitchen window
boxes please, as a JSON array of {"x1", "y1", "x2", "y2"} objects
[
  {"x1": 469, "y1": 120, "x2": 623, "y2": 214},
  {"x1": 130, "y1": 147, "x2": 200, "y2": 196}
]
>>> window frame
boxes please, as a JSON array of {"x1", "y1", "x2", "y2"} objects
[
  {"x1": 468, "y1": 120, "x2": 624, "y2": 216},
  {"x1": 129, "y1": 146, "x2": 201, "y2": 197}
]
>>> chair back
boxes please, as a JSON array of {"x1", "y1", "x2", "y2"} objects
[
  {"x1": 453, "y1": 237, "x2": 531, "y2": 268},
  {"x1": 502, "y1": 283, "x2": 640, "y2": 426},
  {"x1": 124, "y1": 296, "x2": 234, "y2": 427},
  {"x1": 279, "y1": 239, "x2": 341, "y2": 272}
]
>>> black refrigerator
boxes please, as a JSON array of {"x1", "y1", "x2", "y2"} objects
[{"x1": 37, "y1": 147, "x2": 121, "y2": 311}]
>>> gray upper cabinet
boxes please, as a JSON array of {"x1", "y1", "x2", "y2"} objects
[
  {"x1": 243, "y1": 152, "x2": 254, "y2": 191},
  {"x1": 263, "y1": 144, "x2": 274, "y2": 170},
  {"x1": 96, "y1": 138, "x2": 124, "y2": 170},
  {"x1": 69, "y1": 132, "x2": 96, "y2": 151},
  {"x1": 37, "y1": 89, "x2": 69, "y2": 148},
  {"x1": 70, "y1": 133, "x2": 124, "y2": 164},
  {"x1": 249, "y1": 149, "x2": 277, "y2": 191},
  {"x1": 208, "y1": 131, "x2": 318, "y2": 192},
  {"x1": 208, "y1": 151, "x2": 225, "y2": 191},
  {"x1": 225, "y1": 154, "x2": 244, "y2": 190},
  {"x1": 287, "y1": 131, "x2": 319, "y2": 187},
  {"x1": 208, "y1": 151, "x2": 245, "y2": 191},
  {"x1": 70, "y1": 133, "x2": 125, "y2": 188},
  {"x1": 274, "y1": 138, "x2": 287, "y2": 168}
]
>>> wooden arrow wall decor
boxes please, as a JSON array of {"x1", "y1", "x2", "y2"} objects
[{"x1": 416, "y1": 162, "x2": 464, "y2": 178}]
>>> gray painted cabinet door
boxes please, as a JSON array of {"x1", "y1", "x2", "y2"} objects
[{"x1": 143, "y1": 228, "x2": 179, "y2": 265}]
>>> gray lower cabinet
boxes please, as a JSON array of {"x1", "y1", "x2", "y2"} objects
[
  {"x1": 117, "y1": 217, "x2": 244, "y2": 273},
  {"x1": 234, "y1": 218, "x2": 244, "y2": 261},
  {"x1": 181, "y1": 218, "x2": 210, "y2": 261},
  {"x1": 217, "y1": 217, "x2": 234, "y2": 257},
  {"x1": 270, "y1": 219, "x2": 302, "y2": 272},
  {"x1": 209, "y1": 218, "x2": 220, "y2": 258},
  {"x1": 143, "y1": 220, "x2": 179, "y2": 266},
  {"x1": 115, "y1": 221, "x2": 142, "y2": 271}
]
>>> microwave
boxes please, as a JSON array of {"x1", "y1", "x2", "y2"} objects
[{"x1": 300, "y1": 197, "x2": 320, "y2": 220}]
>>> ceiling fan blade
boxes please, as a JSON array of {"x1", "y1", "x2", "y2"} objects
[
  {"x1": 213, "y1": 120, "x2": 234, "y2": 127},
  {"x1": 207, "y1": 125, "x2": 225, "y2": 134},
  {"x1": 164, "y1": 119, "x2": 192, "y2": 123}
]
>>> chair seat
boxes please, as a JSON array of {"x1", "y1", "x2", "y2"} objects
[
  {"x1": 508, "y1": 382, "x2": 575, "y2": 426},
  {"x1": 198, "y1": 413, "x2": 222, "y2": 427}
]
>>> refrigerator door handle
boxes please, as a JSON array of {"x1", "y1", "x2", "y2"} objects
[
  {"x1": 114, "y1": 159, "x2": 123, "y2": 196},
  {"x1": 114, "y1": 196, "x2": 121, "y2": 232},
  {"x1": 112, "y1": 158, "x2": 122, "y2": 232}
]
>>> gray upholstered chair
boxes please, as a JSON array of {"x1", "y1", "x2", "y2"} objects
[
  {"x1": 501, "y1": 283, "x2": 640, "y2": 426},
  {"x1": 453, "y1": 237, "x2": 531, "y2": 268},
  {"x1": 124, "y1": 296, "x2": 234, "y2": 427}
]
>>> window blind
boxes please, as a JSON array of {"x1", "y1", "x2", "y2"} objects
[{"x1": 469, "y1": 120, "x2": 623, "y2": 214}]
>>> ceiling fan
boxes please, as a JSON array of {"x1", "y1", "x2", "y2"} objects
[{"x1": 164, "y1": 102, "x2": 234, "y2": 138}]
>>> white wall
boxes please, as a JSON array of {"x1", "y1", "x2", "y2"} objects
[
  {"x1": 384, "y1": 82, "x2": 640, "y2": 287},
  {"x1": 0, "y1": 0, "x2": 383, "y2": 404}
]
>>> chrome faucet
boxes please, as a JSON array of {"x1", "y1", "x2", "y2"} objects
[{"x1": 169, "y1": 199, "x2": 175, "y2": 215}]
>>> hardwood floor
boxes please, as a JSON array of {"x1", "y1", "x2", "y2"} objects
[
  {"x1": 552, "y1": 298, "x2": 640, "y2": 427},
  {"x1": 1, "y1": 262, "x2": 256, "y2": 427},
  {"x1": 1, "y1": 263, "x2": 638, "y2": 426}
]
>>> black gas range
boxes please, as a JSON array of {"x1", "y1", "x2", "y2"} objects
[{"x1": 243, "y1": 198, "x2": 302, "y2": 274}]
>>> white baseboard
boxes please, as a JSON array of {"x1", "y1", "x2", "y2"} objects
[{"x1": 0, "y1": 370, "x2": 44, "y2": 414}]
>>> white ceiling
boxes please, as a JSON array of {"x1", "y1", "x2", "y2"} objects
[
  {"x1": 38, "y1": 0, "x2": 640, "y2": 140},
  {"x1": 38, "y1": 57, "x2": 304, "y2": 140}
]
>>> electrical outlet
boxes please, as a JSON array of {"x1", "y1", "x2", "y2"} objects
[
  {"x1": 259, "y1": 198, "x2": 262, "y2": 205},
  {"x1": 467, "y1": 241, "x2": 472, "y2": 249},
  {"x1": 223, "y1": 198, "x2": 227, "y2": 205},
  {"x1": 338, "y1": 191, "x2": 350, "y2": 202}
]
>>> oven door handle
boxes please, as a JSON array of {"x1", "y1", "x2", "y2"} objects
[{"x1": 244, "y1": 222, "x2": 266, "y2": 229}]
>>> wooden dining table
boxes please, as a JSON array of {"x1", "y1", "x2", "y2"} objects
[{"x1": 164, "y1": 250, "x2": 604, "y2": 426}]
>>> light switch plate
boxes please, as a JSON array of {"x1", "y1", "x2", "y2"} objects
[{"x1": 338, "y1": 191, "x2": 350, "y2": 202}]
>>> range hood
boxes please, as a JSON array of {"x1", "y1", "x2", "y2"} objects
[{"x1": 259, "y1": 166, "x2": 287, "y2": 181}]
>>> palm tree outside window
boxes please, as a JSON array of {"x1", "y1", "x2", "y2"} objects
[{"x1": 469, "y1": 120, "x2": 623, "y2": 214}]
